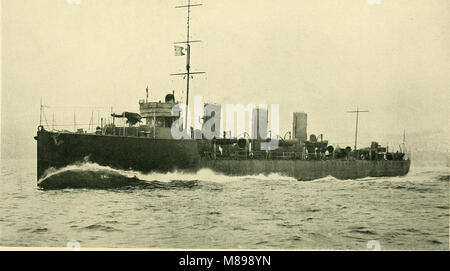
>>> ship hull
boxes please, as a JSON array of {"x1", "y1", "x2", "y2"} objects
[
  {"x1": 201, "y1": 159, "x2": 410, "y2": 180},
  {"x1": 35, "y1": 130, "x2": 200, "y2": 180},
  {"x1": 35, "y1": 130, "x2": 410, "y2": 183}
]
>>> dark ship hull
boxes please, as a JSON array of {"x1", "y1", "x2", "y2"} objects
[{"x1": 35, "y1": 130, "x2": 411, "y2": 184}]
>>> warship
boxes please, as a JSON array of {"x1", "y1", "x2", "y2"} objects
[{"x1": 34, "y1": 1, "x2": 410, "y2": 187}]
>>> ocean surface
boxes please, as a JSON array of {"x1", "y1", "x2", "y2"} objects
[{"x1": 0, "y1": 158, "x2": 448, "y2": 250}]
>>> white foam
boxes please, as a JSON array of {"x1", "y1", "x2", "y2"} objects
[
  {"x1": 38, "y1": 162, "x2": 298, "y2": 185},
  {"x1": 308, "y1": 175, "x2": 340, "y2": 183}
]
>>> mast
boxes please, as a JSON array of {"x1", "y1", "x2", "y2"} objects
[
  {"x1": 39, "y1": 97, "x2": 43, "y2": 126},
  {"x1": 171, "y1": 0, "x2": 205, "y2": 130},
  {"x1": 403, "y1": 129, "x2": 406, "y2": 145},
  {"x1": 347, "y1": 107, "x2": 369, "y2": 150},
  {"x1": 185, "y1": 0, "x2": 191, "y2": 130}
]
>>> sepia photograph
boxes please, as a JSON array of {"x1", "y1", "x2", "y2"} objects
[{"x1": 0, "y1": 0, "x2": 448, "y2": 253}]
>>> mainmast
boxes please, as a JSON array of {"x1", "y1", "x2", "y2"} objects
[
  {"x1": 347, "y1": 107, "x2": 369, "y2": 150},
  {"x1": 171, "y1": 0, "x2": 205, "y2": 130}
]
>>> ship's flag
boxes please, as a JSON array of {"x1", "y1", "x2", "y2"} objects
[{"x1": 174, "y1": 46, "x2": 185, "y2": 56}]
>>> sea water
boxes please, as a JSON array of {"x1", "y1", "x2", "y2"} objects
[{"x1": 0, "y1": 158, "x2": 448, "y2": 250}]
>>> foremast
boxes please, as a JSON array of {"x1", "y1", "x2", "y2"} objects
[{"x1": 171, "y1": 0, "x2": 205, "y2": 130}]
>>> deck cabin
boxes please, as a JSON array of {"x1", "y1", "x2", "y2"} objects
[{"x1": 138, "y1": 93, "x2": 179, "y2": 139}]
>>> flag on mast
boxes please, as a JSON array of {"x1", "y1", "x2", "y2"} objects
[{"x1": 174, "y1": 45, "x2": 185, "y2": 56}]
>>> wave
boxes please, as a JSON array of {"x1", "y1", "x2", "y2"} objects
[
  {"x1": 307, "y1": 175, "x2": 340, "y2": 183},
  {"x1": 38, "y1": 163, "x2": 200, "y2": 190},
  {"x1": 37, "y1": 161, "x2": 448, "y2": 190},
  {"x1": 37, "y1": 162, "x2": 296, "y2": 190}
]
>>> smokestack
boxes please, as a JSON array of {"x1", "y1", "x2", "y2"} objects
[
  {"x1": 251, "y1": 107, "x2": 268, "y2": 140},
  {"x1": 293, "y1": 112, "x2": 307, "y2": 141}
]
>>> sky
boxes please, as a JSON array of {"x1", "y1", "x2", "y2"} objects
[{"x1": 1, "y1": 0, "x2": 449, "y2": 158}]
